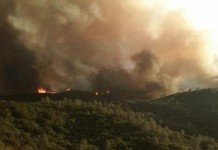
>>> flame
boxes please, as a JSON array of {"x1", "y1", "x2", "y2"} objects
[
  {"x1": 37, "y1": 88, "x2": 46, "y2": 93},
  {"x1": 95, "y1": 90, "x2": 110, "y2": 96},
  {"x1": 37, "y1": 88, "x2": 71, "y2": 94},
  {"x1": 37, "y1": 88, "x2": 56, "y2": 94}
]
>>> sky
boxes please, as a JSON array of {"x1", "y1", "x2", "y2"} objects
[{"x1": 0, "y1": 0, "x2": 218, "y2": 97}]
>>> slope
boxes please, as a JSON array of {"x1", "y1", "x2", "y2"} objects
[
  {"x1": 0, "y1": 98, "x2": 216, "y2": 150},
  {"x1": 129, "y1": 88, "x2": 218, "y2": 139}
]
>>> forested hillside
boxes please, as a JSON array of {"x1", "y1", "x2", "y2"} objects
[
  {"x1": 128, "y1": 88, "x2": 218, "y2": 140},
  {"x1": 0, "y1": 98, "x2": 217, "y2": 150}
]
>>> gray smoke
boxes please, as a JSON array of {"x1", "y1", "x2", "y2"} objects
[
  {"x1": 0, "y1": 0, "x2": 216, "y2": 97},
  {"x1": 0, "y1": 0, "x2": 39, "y2": 94}
]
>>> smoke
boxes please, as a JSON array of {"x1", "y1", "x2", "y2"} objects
[
  {"x1": 92, "y1": 50, "x2": 172, "y2": 98},
  {"x1": 0, "y1": 0, "x2": 39, "y2": 94},
  {"x1": 1, "y1": 0, "x2": 217, "y2": 97}
]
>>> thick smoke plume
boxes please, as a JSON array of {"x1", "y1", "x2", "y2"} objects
[
  {"x1": 0, "y1": 0, "x2": 39, "y2": 94},
  {"x1": 0, "y1": 0, "x2": 217, "y2": 97}
]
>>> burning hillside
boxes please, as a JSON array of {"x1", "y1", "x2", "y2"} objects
[
  {"x1": 0, "y1": 0, "x2": 218, "y2": 97},
  {"x1": 37, "y1": 88, "x2": 71, "y2": 94},
  {"x1": 37, "y1": 88, "x2": 56, "y2": 94}
]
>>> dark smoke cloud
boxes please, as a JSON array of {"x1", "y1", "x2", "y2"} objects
[
  {"x1": 0, "y1": 0, "x2": 39, "y2": 94},
  {"x1": 1, "y1": 0, "x2": 217, "y2": 97},
  {"x1": 92, "y1": 50, "x2": 172, "y2": 98}
]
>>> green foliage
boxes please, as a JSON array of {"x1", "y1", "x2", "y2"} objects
[
  {"x1": 128, "y1": 88, "x2": 218, "y2": 140},
  {"x1": 0, "y1": 98, "x2": 217, "y2": 150}
]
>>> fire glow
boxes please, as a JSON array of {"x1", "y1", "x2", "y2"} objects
[
  {"x1": 95, "y1": 90, "x2": 111, "y2": 96},
  {"x1": 37, "y1": 88, "x2": 56, "y2": 94},
  {"x1": 37, "y1": 88, "x2": 71, "y2": 94},
  {"x1": 5, "y1": 0, "x2": 218, "y2": 97},
  {"x1": 37, "y1": 88, "x2": 46, "y2": 94}
]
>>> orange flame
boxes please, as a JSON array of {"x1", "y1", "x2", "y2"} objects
[
  {"x1": 37, "y1": 88, "x2": 46, "y2": 93},
  {"x1": 37, "y1": 87, "x2": 71, "y2": 94}
]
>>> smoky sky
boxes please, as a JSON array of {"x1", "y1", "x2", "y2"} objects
[
  {"x1": 0, "y1": 0, "x2": 39, "y2": 94},
  {"x1": 1, "y1": 0, "x2": 217, "y2": 97}
]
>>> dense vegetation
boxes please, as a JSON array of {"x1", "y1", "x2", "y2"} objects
[
  {"x1": 0, "y1": 97, "x2": 217, "y2": 150},
  {"x1": 128, "y1": 88, "x2": 218, "y2": 140}
]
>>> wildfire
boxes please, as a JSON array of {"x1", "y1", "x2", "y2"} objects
[
  {"x1": 37, "y1": 88, "x2": 46, "y2": 93},
  {"x1": 37, "y1": 87, "x2": 71, "y2": 94},
  {"x1": 95, "y1": 90, "x2": 110, "y2": 96},
  {"x1": 37, "y1": 88, "x2": 56, "y2": 94}
]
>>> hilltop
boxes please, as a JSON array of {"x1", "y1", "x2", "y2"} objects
[
  {"x1": 128, "y1": 88, "x2": 218, "y2": 139},
  {"x1": 1, "y1": 89, "x2": 218, "y2": 149}
]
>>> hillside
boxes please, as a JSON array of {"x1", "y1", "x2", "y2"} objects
[
  {"x1": 0, "y1": 98, "x2": 217, "y2": 150},
  {"x1": 128, "y1": 88, "x2": 218, "y2": 139}
]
